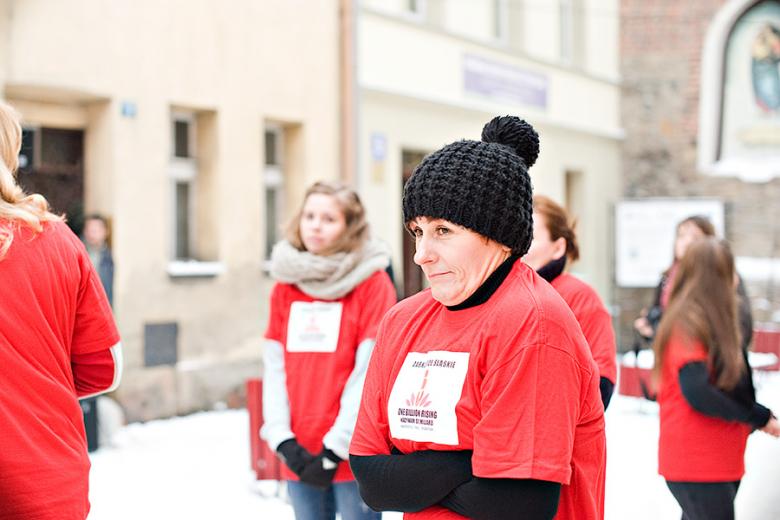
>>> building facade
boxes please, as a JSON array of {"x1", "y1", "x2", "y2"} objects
[
  {"x1": 2, "y1": 0, "x2": 625, "y2": 421},
  {"x1": 1, "y1": 0, "x2": 343, "y2": 421},
  {"x1": 353, "y1": 0, "x2": 623, "y2": 303},
  {"x1": 618, "y1": 0, "x2": 780, "y2": 349}
]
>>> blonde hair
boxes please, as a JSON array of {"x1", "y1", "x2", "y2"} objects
[
  {"x1": 285, "y1": 180, "x2": 368, "y2": 256},
  {"x1": 0, "y1": 101, "x2": 62, "y2": 260}
]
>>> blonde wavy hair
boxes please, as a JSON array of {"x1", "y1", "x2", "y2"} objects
[{"x1": 0, "y1": 101, "x2": 62, "y2": 261}]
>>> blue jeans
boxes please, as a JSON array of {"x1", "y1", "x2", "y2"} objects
[{"x1": 287, "y1": 480, "x2": 380, "y2": 520}]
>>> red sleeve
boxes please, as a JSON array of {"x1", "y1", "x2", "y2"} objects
[
  {"x1": 472, "y1": 343, "x2": 588, "y2": 485},
  {"x1": 575, "y1": 295, "x2": 617, "y2": 384},
  {"x1": 555, "y1": 276, "x2": 617, "y2": 384},
  {"x1": 71, "y1": 250, "x2": 119, "y2": 355},
  {"x1": 71, "y1": 349, "x2": 118, "y2": 397},
  {"x1": 71, "y1": 243, "x2": 120, "y2": 396}
]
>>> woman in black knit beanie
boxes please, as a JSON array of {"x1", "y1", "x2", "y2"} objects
[{"x1": 349, "y1": 116, "x2": 606, "y2": 520}]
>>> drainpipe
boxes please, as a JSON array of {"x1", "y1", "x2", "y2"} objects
[{"x1": 339, "y1": 0, "x2": 358, "y2": 187}]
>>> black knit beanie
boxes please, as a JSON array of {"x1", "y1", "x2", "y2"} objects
[{"x1": 402, "y1": 115, "x2": 540, "y2": 255}]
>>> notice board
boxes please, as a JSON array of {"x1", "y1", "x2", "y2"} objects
[{"x1": 615, "y1": 199, "x2": 725, "y2": 287}]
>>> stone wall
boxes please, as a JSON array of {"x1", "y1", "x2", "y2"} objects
[{"x1": 617, "y1": 0, "x2": 780, "y2": 350}]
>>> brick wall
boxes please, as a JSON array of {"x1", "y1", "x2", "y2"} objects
[{"x1": 616, "y1": 0, "x2": 780, "y2": 350}]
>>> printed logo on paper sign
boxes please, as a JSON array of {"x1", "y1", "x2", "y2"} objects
[
  {"x1": 388, "y1": 351, "x2": 469, "y2": 445},
  {"x1": 305, "y1": 314, "x2": 321, "y2": 337},
  {"x1": 286, "y1": 301, "x2": 343, "y2": 353},
  {"x1": 407, "y1": 369, "x2": 433, "y2": 408}
]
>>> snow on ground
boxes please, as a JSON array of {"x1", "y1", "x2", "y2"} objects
[{"x1": 87, "y1": 371, "x2": 780, "y2": 520}]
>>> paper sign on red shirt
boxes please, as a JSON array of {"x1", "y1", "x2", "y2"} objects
[{"x1": 388, "y1": 351, "x2": 470, "y2": 445}]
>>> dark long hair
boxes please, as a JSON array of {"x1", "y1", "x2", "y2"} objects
[
  {"x1": 669, "y1": 215, "x2": 715, "y2": 265},
  {"x1": 653, "y1": 237, "x2": 744, "y2": 391}
]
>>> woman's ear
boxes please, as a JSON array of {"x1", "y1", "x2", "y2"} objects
[{"x1": 552, "y1": 237, "x2": 567, "y2": 261}]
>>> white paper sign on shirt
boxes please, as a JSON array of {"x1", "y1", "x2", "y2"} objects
[
  {"x1": 387, "y1": 351, "x2": 470, "y2": 445},
  {"x1": 286, "y1": 301, "x2": 343, "y2": 353}
]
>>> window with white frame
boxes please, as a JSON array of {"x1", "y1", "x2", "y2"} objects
[
  {"x1": 560, "y1": 0, "x2": 585, "y2": 68},
  {"x1": 264, "y1": 125, "x2": 285, "y2": 263},
  {"x1": 560, "y1": 0, "x2": 574, "y2": 66},
  {"x1": 170, "y1": 111, "x2": 197, "y2": 261},
  {"x1": 408, "y1": 0, "x2": 426, "y2": 17},
  {"x1": 494, "y1": 0, "x2": 509, "y2": 41},
  {"x1": 506, "y1": 0, "x2": 525, "y2": 49}
]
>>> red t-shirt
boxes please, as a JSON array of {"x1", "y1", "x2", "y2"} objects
[
  {"x1": 657, "y1": 329, "x2": 751, "y2": 482},
  {"x1": 265, "y1": 270, "x2": 397, "y2": 482},
  {"x1": 351, "y1": 262, "x2": 606, "y2": 520},
  {"x1": 0, "y1": 221, "x2": 120, "y2": 519},
  {"x1": 551, "y1": 273, "x2": 617, "y2": 384}
]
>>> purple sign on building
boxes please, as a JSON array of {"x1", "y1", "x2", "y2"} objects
[{"x1": 463, "y1": 53, "x2": 548, "y2": 109}]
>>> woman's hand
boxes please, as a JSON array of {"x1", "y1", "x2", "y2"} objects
[
  {"x1": 277, "y1": 438, "x2": 315, "y2": 475},
  {"x1": 634, "y1": 315, "x2": 654, "y2": 338},
  {"x1": 298, "y1": 448, "x2": 342, "y2": 488},
  {"x1": 760, "y1": 416, "x2": 780, "y2": 438}
]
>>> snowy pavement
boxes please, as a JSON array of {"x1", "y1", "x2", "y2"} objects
[{"x1": 87, "y1": 371, "x2": 780, "y2": 520}]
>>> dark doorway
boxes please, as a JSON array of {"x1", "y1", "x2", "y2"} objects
[
  {"x1": 401, "y1": 150, "x2": 427, "y2": 299},
  {"x1": 17, "y1": 127, "x2": 85, "y2": 235}
]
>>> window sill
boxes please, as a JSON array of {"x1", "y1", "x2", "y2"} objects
[{"x1": 167, "y1": 260, "x2": 225, "y2": 278}]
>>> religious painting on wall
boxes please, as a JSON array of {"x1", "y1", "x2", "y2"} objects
[{"x1": 718, "y1": 1, "x2": 780, "y2": 179}]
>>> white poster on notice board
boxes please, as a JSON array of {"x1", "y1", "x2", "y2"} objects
[{"x1": 615, "y1": 199, "x2": 725, "y2": 288}]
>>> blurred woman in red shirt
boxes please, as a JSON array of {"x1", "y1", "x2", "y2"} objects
[
  {"x1": 653, "y1": 237, "x2": 779, "y2": 520},
  {"x1": 523, "y1": 195, "x2": 617, "y2": 410}
]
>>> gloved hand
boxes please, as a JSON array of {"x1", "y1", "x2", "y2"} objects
[
  {"x1": 298, "y1": 448, "x2": 342, "y2": 488},
  {"x1": 277, "y1": 438, "x2": 315, "y2": 475}
]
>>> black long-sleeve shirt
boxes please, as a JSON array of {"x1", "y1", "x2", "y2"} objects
[
  {"x1": 350, "y1": 450, "x2": 561, "y2": 520},
  {"x1": 678, "y1": 357, "x2": 771, "y2": 429}
]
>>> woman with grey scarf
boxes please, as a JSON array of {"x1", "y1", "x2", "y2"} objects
[{"x1": 260, "y1": 180, "x2": 396, "y2": 520}]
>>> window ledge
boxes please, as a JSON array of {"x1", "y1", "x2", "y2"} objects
[{"x1": 167, "y1": 260, "x2": 225, "y2": 278}]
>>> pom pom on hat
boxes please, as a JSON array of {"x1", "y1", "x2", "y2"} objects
[
  {"x1": 402, "y1": 116, "x2": 539, "y2": 255},
  {"x1": 481, "y1": 115, "x2": 539, "y2": 168}
]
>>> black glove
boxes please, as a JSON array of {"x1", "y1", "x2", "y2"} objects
[
  {"x1": 277, "y1": 439, "x2": 315, "y2": 475},
  {"x1": 298, "y1": 448, "x2": 343, "y2": 488}
]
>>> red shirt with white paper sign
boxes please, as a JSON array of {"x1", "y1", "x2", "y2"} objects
[
  {"x1": 265, "y1": 270, "x2": 396, "y2": 482},
  {"x1": 657, "y1": 329, "x2": 751, "y2": 482},
  {"x1": 351, "y1": 262, "x2": 606, "y2": 520}
]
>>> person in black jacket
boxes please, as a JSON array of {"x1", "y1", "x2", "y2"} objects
[
  {"x1": 82, "y1": 214, "x2": 114, "y2": 308},
  {"x1": 634, "y1": 215, "x2": 753, "y2": 352}
]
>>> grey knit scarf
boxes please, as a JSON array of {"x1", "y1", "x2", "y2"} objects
[{"x1": 269, "y1": 237, "x2": 392, "y2": 300}]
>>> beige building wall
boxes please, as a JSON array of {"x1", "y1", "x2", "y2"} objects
[
  {"x1": 356, "y1": 1, "x2": 622, "y2": 302},
  {"x1": 0, "y1": 0, "x2": 342, "y2": 421}
]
